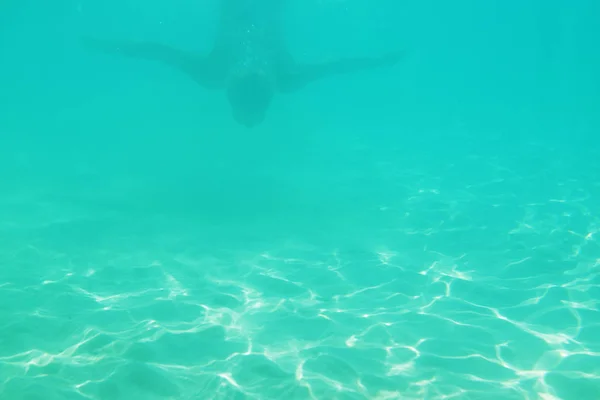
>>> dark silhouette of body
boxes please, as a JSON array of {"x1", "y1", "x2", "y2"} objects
[{"x1": 84, "y1": 0, "x2": 404, "y2": 127}]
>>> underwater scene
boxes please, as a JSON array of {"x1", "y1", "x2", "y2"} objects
[{"x1": 1, "y1": 0, "x2": 599, "y2": 399}]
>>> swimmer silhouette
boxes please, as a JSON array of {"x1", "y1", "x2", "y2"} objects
[{"x1": 83, "y1": 0, "x2": 404, "y2": 128}]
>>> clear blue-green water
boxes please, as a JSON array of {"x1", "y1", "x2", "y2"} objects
[{"x1": 1, "y1": 1, "x2": 599, "y2": 399}]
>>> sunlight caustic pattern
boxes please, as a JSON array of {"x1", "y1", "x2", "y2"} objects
[{"x1": 1, "y1": 140, "x2": 599, "y2": 400}]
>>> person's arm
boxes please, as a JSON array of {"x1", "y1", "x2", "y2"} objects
[
  {"x1": 278, "y1": 50, "x2": 405, "y2": 93},
  {"x1": 81, "y1": 37, "x2": 219, "y2": 88}
]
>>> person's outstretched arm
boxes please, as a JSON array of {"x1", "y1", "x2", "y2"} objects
[
  {"x1": 81, "y1": 37, "x2": 221, "y2": 89},
  {"x1": 278, "y1": 50, "x2": 405, "y2": 93}
]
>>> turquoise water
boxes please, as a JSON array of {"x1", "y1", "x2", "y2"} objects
[{"x1": 1, "y1": 1, "x2": 599, "y2": 399}]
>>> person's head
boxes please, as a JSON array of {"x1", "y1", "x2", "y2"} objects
[{"x1": 226, "y1": 72, "x2": 274, "y2": 128}]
